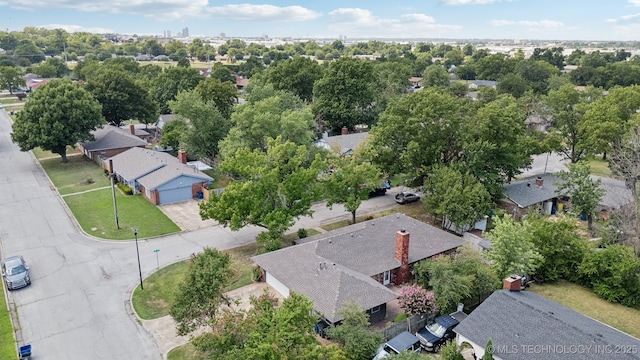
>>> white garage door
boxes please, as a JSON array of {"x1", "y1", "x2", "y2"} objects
[{"x1": 265, "y1": 272, "x2": 290, "y2": 298}]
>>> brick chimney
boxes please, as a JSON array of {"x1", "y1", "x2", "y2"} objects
[
  {"x1": 503, "y1": 275, "x2": 522, "y2": 291},
  {"x1": 129, "y1": 123, "x2": 135, "y2": 135},
  {"x1": 341, "y1": 126, "x2": 349, "y2": 135},
  {"x1": 177, "y1": 150, "x2": 187, "y2": 164},
  {"x1": 535, "y1": 176, "x2": 543, "y2": 187},
  {"x1": 395, "y1": 229, "x2": 410, "y2": 285}
]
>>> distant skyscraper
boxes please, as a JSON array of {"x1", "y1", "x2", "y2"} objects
[
  {"x1": 182, "y1": 27, "x2": 189, "y2": 37},
  {"x1": 163, "y1": 30, "x2": 171, "y2": 38}
]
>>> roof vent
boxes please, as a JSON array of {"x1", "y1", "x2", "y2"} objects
[{"x1": 400, "y1": 228, "x2": 406, "y2": 233}]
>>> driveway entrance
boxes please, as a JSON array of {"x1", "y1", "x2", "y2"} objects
[{"x1": 159, "y1": 200, "x2": 217, "y2": 231}]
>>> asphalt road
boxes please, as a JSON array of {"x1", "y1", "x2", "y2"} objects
[{"x1": 0, "y1": 108, "x2": 403, "y2": 359}]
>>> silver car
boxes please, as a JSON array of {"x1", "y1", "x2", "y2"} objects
[{"x1": 2, "y1": 256, "x2": 31, "y2": 290}]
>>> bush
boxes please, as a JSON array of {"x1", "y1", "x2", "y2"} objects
[
  {"x1": 296, "y1": 228, "x2": 308, "y2": 239},
  {"x1": 394, "y1": 313, "x2": 408, "y2": 322},
  {"x1": 252, "y1": 266, "x2": 262, "y2": 282},
  {"x1": 117, "y1": 182, "x2": 133, "y2": 195}
]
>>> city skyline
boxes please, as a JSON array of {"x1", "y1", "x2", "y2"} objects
[{"x1": 2, "y1": 1, "x2": 640, "y2": 41}]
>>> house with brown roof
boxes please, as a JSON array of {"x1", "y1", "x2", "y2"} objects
[
  {"x1": 108, "y1": 147, "x2": 212, "y2": 205},
  {"x1": 252, "y1": 214, "x2": 465, "y2": 324},
  {"x1": 78, "y1": 125, "x2": 147, "y2": 165}
]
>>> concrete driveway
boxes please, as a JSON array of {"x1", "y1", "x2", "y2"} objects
[{"x1": 159, "y1": 200, "x2": 217, "y2": 231}]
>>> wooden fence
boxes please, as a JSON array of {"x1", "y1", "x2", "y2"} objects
[{"x1": 380, "y1": 313, "x2": 433, "y2": 341}]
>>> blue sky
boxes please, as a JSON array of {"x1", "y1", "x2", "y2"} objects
[{"x1": 1, "y1": 0, "x2": 640, "y2": 41}]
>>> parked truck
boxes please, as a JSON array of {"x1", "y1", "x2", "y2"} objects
[{"x1": 416, "y1": 311, "x2": 467, "y2": 352}]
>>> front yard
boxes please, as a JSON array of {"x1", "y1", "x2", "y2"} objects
[{"x1": 39, "y1": 153, "x2": 180, "y2": 239}]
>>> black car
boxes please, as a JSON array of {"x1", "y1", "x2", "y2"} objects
[
  {"x1": 416, "y1": 312, "x2": 464, "y2": 352},
  {"x1": 395, "y1": 191, "x2": 420, "y2": 204}
]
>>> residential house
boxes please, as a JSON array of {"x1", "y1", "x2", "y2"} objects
[
  {"x1": 502, "y1": 173, "x2": 633, "y2": 219},
  {"x1": 468, "y1": 80, "x2": 497, "y2": 89},
  {"x1": 455, "y1": 276, "x2": 640, "y2": 360},
  {"x1": 314, "y1": 129, "x2": 369, "y2": 157},
  {"x1": 120, "y1": 123, "x2": 152, "y2": 142},
  {"x1": 78, "y1": 125, "x2": 147, "y2": 165},
  {"x1": 252, "y1": 214, "x2": 465, "y2": 324},
  {"x1": 108, "y1": 147, "x2": 212, "y2": 205}
]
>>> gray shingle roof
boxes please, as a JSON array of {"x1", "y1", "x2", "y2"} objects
[
  {"x1": 314, "y1": 132, "x2": 369, "y2": 156},
  {"x1": 454, "y1": 290, "x2": 640, "y2": 360},
  {"x1": 252, "y1": 214, "x2": 464, "y2": 322},
  {"x1": 80, "y1": 125, "x2": 147, "y2": 151},
  {"x1": 504, "y1": 173, "x2": 632, "y2": 210},
  {"x1": 109, "y1": 147, "x2": 211, "y2": 189}
]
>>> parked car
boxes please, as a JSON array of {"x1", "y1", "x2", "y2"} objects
[
  {"x1": 373, "y1": 331, "x2": 422, "y2": 359},
  {"x1": 1, "y1": 255, "x2": 31, "y2": 290},
  {"x1": 395, "y1": 191, "x2": 420, "y2": 204},
  {"x1": 368, "y1": 180, "x2": 391, "y2": 198},
  {"x1": 416, "y1": 312, "x2": 466, "y2": 352}
]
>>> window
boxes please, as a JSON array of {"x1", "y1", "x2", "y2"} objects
[{"x1": 370, "y1": 305, "x2": 381, "y2": 314}]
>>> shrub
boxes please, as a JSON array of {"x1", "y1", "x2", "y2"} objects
[
  {"x1": 297, "y1": 228, "x2": 308, "y2": 239},
  {"x1": 117, "y1": 182, "x2": 133, "y2": 195},
  {"x1": 398, "y1": 284, "x2": 438, "y2": 315},
  {"x1": 394, "y1": 313, "x2": 408, "y2": 322},
  {"x1": 252, "y1": 266, "x2": 262, "y2": 282}
]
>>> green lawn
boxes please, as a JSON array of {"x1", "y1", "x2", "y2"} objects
[
  {"x1": 132, "y1": 242, "x2": 262, "y2": 320},
  {"x1": 0, "y1": 288, "x2": 16, "y2": 360},
  {"x1": 40, "y1": 155, "x2": 110, "y2": 195},
  {"x1": 585, "y1": 155, "x2": 613, "y2": 178},
  {"x1": 320, "y1": 202, "x2": 427, "y2": 232},
  {"x1": 32, "y1": 146, "x2": 81, "y2": 160},
  {"x1": 64, "y1": 189, "x2": 180, "y2": 239},
  {"x1": 530, "y1": 280, "x2": 640, "y2": 338},
  {"x1": 167, "y1": 343, "x2": 206, "y2": 360}
]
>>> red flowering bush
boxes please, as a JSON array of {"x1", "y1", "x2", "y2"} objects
[{"x1": 398, "y1": 284, "x2": 437, "y2": 315}]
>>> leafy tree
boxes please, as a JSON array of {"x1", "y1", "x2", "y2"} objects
[
  {"x1": 13, "y1": 39, "x2": 45, "y2": 64},
  {"x1": 482, "y1": 339, "x2": 494, "y2": 360},
  {"x1": 176, "y1": 58, "x2": 190, "y2": 68},
  {"x1": 151, "y1": 66, "x2": 203, "y2": 114},
  {"x1": 159, "y1": 118, "x2": 188, "y2": 150},
  {"x1": 415, "y1": 254, "x2": 472, "y2": 312},
  {"x1": 313, "y1": 57, "x2": 378, "y2": 132},
  {"x1": 398, "y1": 284, "x2": 437, "y2": 315},
  {"x1": 242, "y1": 292, "x2": 323, "y2": 359},
  {"x1": 555, "y1": 162, "x2": 605, "y2": 231},
  {"x1": 485, "y1": 215, "x2": 543, "y2": 279},
  {"x1": 209, "y1": 62, "x2": 236, "y2": 83},
  {"x1": 11, "y1": 79, "x2": 104, "y2": 163},
  {"x1": 545, "y1": 84, "x2": 602, "y2": 163},
  {"x1": 475, "y1": 53, "x2": 516, "y2": 81},
  {"x1": 322, "y1": 155, "x2": 381, "y2": 224},
  {"x1": 85, "y1": 68, "x2": 158, "y2": 126},
  {"x1": 374, "y1": 61, "x2": 412, "y2": 102},
  {"x1": 497, "y1": 73, "x2": 528, "y2": 98},
  {"x1": 200, "y1": 137, "x2": 325, "y2": 238},
  {"x1": 528, "y1": 213, "x2": 587, "y2": 282},
  {"x1": 195, "y1": 77, "x2": 238, "y2": 120},
  {"x1": 169, "y1": 248, "x2": 233, "y2": 335},
  {"x1": 440, "y1": 340, "x2": 464, "y2": 360},
  {"x1": 422, "y1": 164, "x2": 491, "y2": 231},
  {"x1": 421, "y1": 64, "x2": 450, "y2": 88},
  {"x1": 326, "y1": 301, "x2": 383, "y2": 360},
  {"x1": 169, "y1": 90, "x2": 230, "y2": 160},
  {"x1": 370, "y1": 88, "x2": 466, "y2": 184},
  {"x1": 578, "y1": 245, "x2": 640, "y2": 307},
  {"x1": 238, "y1": 56, "x2": 265, "y2": 78},
  {"x1": 265, "y1": 56, "x2": 323, "y2": 102},
  {"x1": 218, "y1": 93, "x2": 313, "y2": 160},
  {"x1": 0, "y1": 65, "x2": 25, "y2": 91}
]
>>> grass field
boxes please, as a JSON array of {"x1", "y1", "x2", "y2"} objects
[
  {"x1": 132, "y1": 242, "x2": 263, "y2": 320},
  {"x1": 530, "y1": 280, "x2": 640, "y2": 338},
  {"x1": 32, "y1": 146, "x2": 81, "y2": 160},
  {"x1": 40, "y1": 155, "x2": 110, "y2": 195},
  {"x1": 585, "y1": 155, "x2": 613, "y2": 178},
  {"x1": 0, "y1": 291, "x2": 16, "y2": 360},
  {"x1": 64, "y1": 188, "x2": 180, "y2": 239},
  {"x1": 167, "y1": 343, "x2": 206, "y2": 360}
]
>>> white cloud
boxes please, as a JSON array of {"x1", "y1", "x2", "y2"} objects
[
  {"x1": 328, "y1": 8, "x2": 460, "y2": 37},
  {"x1": 0, "y1": 1, "x2": 319, "y2": 21},
  {"x1": 207, "y1": 4, "x2": 320, "y2": 21},
  {"x1": 39, "y1": 24, "x2": 114, "y2": 34},
  {"x1": 490, "y1": 19, "x2": 564, "y2": 28},
  {"x1": 605, "y1": 13, "x2": 640, "y2": 24},
  {"x1": 629, "y1": 0, "x2": 640, "y2": 6}
]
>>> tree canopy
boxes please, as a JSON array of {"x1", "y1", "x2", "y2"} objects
[
  {"x1": 200, "y1": 137, "x2": 325, "y2": 238},
  {"x1": 485, "y1": 215, "x2": 543, "y2": 279},
  {"x1": 555, "y1": 162, "x2": 605, "y2": 231},
  {"x1": 11, "y1": 79, "x2": 104, "y2": 162}
]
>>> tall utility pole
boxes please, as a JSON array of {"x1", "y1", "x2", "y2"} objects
[{"x1": 109, "y1": 159, "x2": 120, "y2": 229}]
